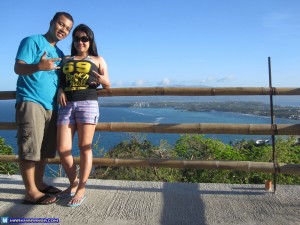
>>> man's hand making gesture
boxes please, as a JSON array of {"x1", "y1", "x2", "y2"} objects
[{"x1": 14, "y1": 51, "x2": 61, "y2": 75}]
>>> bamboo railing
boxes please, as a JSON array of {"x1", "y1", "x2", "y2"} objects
[
  {"x1": 1, "y1": 155, "x2": 300, "y2": 175},
  {"x1": 97, "y1": 87, "x2": 300, "y2": 96},
  {"x1": 0, "y1": 122, "x2": 299, "y2": 135},
  {"x1": 1, "y1": 87, "x2": 300, "y2": 176},
  {"x1": 1, "y1": 87, "x2": 300, "y2": 100}
]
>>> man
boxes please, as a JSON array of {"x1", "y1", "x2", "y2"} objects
[{"x1": 14, "y1": 12, "x2": 74, "y2": 205}]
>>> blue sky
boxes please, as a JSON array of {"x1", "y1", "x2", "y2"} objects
[{"x1": 1, "y1": 0, "x2": 300, "y2": 91}]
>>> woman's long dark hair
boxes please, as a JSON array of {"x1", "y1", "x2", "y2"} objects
[{"x1": 71, "y1": 24, "x2": 98, "y2": 56}]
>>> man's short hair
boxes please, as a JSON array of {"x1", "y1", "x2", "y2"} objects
[{"x1": 52, "y1": 12, "x2": 74, "y2": 23}]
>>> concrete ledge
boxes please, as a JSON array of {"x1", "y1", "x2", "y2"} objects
[{"x1": 0, "y1": 175, "x2": 299, "y2": 225}]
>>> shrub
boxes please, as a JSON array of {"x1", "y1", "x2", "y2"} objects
[{"x1": 0, "y1": 137, "x2": 18, "y2": 175}]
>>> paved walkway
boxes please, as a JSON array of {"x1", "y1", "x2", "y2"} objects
[{"x1": 0, "y1": 174, "x2": 299, "y2": 225}]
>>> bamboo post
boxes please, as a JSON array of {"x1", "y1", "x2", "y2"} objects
[{"x1": 268, "y1": 57, "x2": 277, "y2": 192}]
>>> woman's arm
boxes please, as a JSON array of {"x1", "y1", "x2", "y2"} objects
[
  {"x1": 57, "y1": 56, "x2": 70, "y2": 106},
  {"x1": 93, "y1": 56, "x2": 111, "y2": 89}
]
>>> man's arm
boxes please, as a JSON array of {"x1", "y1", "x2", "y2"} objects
[
  {"x1": 14, "y1": 51, "x2": 61, "y2": 75},
  {"x1": 14, "y1": 60, "x2": 40, "y2": 75}
]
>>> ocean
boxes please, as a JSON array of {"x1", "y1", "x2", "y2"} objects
[{"x1": 0, "y1": 96, "x2": 299, "y2": 157}]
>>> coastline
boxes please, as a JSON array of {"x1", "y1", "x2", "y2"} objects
[
  {"x1": 0, "y1": 100, "x2": 298, "y2": 157},
  {"x1": 100, "y1": 100, "x2": 300, "y2": 120}
]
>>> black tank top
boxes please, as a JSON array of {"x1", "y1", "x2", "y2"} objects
[{"x1": 60, "y1": 56, "x2": 99, "y2": 101}]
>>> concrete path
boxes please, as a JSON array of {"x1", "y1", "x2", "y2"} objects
[{"x1": 0, "y1": 175, "x2": 299, "y2": 225}]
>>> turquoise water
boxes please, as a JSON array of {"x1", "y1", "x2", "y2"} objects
[
  {"x1": 1, "y1": 99, "x2": 299, "y2": 177},
  {"x1": 0, "y1": 99, "x2": 298, "y2": 156},
  {"x1": 98, "y1": 106, "x2": 296, "y2": 153}
]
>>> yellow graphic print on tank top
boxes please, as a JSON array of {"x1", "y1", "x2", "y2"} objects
[{"x1": 62, "y1": 57, "x2": 98, "y2": 91}]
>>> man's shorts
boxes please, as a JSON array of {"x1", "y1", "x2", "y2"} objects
[
  {"x1": 57, "y1": 100, "x2": 99, "y2": 125},
  {"x1": 16, "y1": 101, "x2": 57, "y2": 161}
]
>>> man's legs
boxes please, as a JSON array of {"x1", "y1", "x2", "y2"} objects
[
  {"x1": 34, "y1": 158, "x2": 47, "y2": 190},
  {"x1": 19, "y1": 159, "x2": 56, "y2": 203},
  {"x1": 36, "y1": 110, "x2": 59, "y2": 191},
  {"x1": 16, "y1": 102, "x2": 57, "y2": 203}
]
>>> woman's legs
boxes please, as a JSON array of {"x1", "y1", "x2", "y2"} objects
[
  {"x1": 69, "y1": 122, "x2": 95, "y2": 204},
  {"x1": 57, "y1": 124, "x2": 79, "y2": 193}
]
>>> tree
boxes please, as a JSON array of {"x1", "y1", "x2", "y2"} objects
[
  {"x1": 92, "y1": 138, "x2": 181, "y2": 182},
  {"x1": 0, "y1": 137, "x2": 18, "y2": 175},
  {"x1": 91, "y1": 134, "x2": 300, "y2": 185}
]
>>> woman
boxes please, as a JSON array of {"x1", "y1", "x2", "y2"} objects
[{"x1": 57, "y1": 24, "x2": 110, "y2": 207}]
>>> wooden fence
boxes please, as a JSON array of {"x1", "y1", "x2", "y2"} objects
[{"x1": 1, "y1": 87, "x2": 300, "y2": 176}]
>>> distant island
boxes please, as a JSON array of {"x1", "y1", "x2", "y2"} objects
[{"x1": 100, "y1": 101, "x2": 300, "y2": 120}]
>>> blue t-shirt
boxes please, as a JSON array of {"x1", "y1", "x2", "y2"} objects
[{"x1": 15, "y1": 34, "x2": 64, "y2": 110}]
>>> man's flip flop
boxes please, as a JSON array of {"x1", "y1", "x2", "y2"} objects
[
  {"x1": 22, "y1": 194, "x2": 59, "y2": 205},
  {"x1": 67, "y1": 196, "x2": 86, "y2": 207},
  {"x1": 38, "y1": 185, "x2": 62, "y2": 195}
]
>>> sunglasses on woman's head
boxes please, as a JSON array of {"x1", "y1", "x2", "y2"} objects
[{"x1": 73, "y1": 36, "x2": 89, "y2": 43}]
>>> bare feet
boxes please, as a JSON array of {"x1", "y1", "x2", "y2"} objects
[
  {"x1": 67, "y1": 196, "x2": 86, "y2": 207},
  {"x1": 68, "y1": 185, "x2": 85, "y2": 206},
  {"x1": 59, "y1": 180, "x2": 79, "y2": 198}
]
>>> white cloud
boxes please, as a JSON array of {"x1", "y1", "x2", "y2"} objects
[
  {"x1": 199, "y1": 76, "x2": 216, "y2": 83},
  {"x1": 112, "y1": 80, "x2": 125, "y2": 87},
  {"x1": 111, "y1": 75, "x2": 236, "y2": 88},
  {"x1": 217, "y1": 75, "x2": 235, "y2": 83},
  {"x1": 158, "y1": 78, "x2": 171, "y2": 86},
  {"x1": 133, "y1": 79, "x2": 146, "y2": 86}
]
